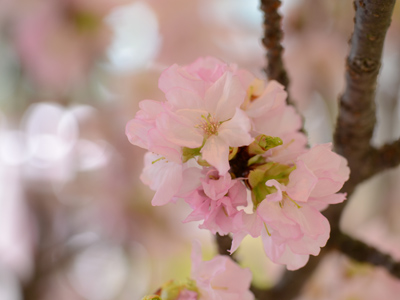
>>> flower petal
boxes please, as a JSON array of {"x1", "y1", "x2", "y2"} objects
[{"x1": 201, "y1": 135, "x2": 230, "y2": 175}]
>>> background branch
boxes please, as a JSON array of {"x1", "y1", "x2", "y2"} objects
[
  {"x1": 365, "y1": 138, "x2": 400, "y2": 179},
  {"x1": 215, "y1": 233, "x2": 234, "y2": 258},
  {"x1": 252, "y1": 0, "x2": 398, "y2": 299},
  {"x1": 218, "y1": 1, "x2": 398, "y2": 299},
  {"x1": 331, "y1": 232, "x2": 400, "y2": 279},
  {"x1": 334, "y1": 0, "x2": 397, "y2": 186},
  {"x1": 260, "y1": 0, "x2": 290, "y2": 96}
]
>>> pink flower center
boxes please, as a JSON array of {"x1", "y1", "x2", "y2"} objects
[{"x1": 198, "y1": 114, "x2": 220, "y2": 136}]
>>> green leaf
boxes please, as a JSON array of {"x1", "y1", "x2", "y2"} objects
[
  {"x1": 182, "y1": 147, "x2": 202, "y2": 163},
  {"x1": 248, "y1": 162, "x2": 295, "y2": 208},
  {"x1": 248, "y1": 135, "x2": 283, "y2": 155},
  {"x1": 248, "y1": 169, "x2": 266, "y2": 188}
]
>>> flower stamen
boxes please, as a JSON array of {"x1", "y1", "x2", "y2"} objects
[{"x1": 197, "y1": 114, "x2": 220, "y2": 136}]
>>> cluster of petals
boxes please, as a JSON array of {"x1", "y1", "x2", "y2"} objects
[
  {"x1": 231, "y1": 143, "x2": 350, "y2": 270},
  {"x1": 126, "y1": 57, "x2": 350, "y2": 270}
]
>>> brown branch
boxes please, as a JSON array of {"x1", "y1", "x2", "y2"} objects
[
  {"x1": 260, "y1": 0, "x2": 290, "y2": 94},
  {"x1": 227, "y1": 1, "x2": 397, "y2": 299},
  {"x1": 328, "y1": 0, "x2": 397, "y2": 265},
  {"x1": 334, "y1": 0, "x2": 396, "y2": 186},
  {"x1": 364, "y1": 139, "x2": 400, "y2": 180},
  {"x1": 251, "y1": 251, "x2": 328, "y2": 300},
  {"x1": 252, "y1": 2, "x2": 398, "y2": 298},
  {"x1": 331, "y1": 232, "x2": 400, "y2": 279}
]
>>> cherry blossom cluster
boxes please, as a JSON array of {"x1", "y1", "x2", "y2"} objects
[
  {"x1": 126, "y1": 57, "x2": 350, "y2": 270},
  {"x1": 142, "y1": 242, "x2": 253, "y2": 300}
]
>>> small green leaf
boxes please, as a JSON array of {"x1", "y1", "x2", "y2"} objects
[
  {"x1": 248, "y1": 162, "x2": 295, "y2": 208},
  {"x1": 182, "y1": 147, "x2": 202, "y2": 163},
  {"x1": 248, "y1": 135, "x2": 283, "y2": 155},
  {"x1": 252, "y1": 183, "x2": 277, "y2": 207},
  {"x1": 197, "y1": 157, "x2": 211, "y2": 167},
  {"x1": 248, "y1": 169, "x2": 266, "y2": 188}
]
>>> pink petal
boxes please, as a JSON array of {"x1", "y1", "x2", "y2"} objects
[
  {"x1": 265, "y1": 179, "x2": 284, "y2": 202},
  {"x1": 246, "y1": 80, "x2": 286, "y2": 119},
  {"x1": 159, "y1": 64, "x2": 205, "y2": 95},
  {"x1": 282, "y1": 202, "x2": 327, "y2": 238},
  {"x1": 204, "y1": 72, "x2": 246, "y2": 121},
  {"x1": 219, "y1": 108, "x2": 253, "y2": 147},
  {"x1": 156, "y1": 111, "x2": 203, "y2": 148},
  {"x1": 262, "y1": 230, "x2": 310, "y2": 270},
  {"x1": 201, "y1": 135, "x2": 230, "y2": 175},
  {"x1": 307, "y1": 193, "x2": 347, "y2": 211},
  {"x1": 286, "y1": 160, "x2": 318, "y2": 202},
  {"x1": 147, "y1": 128, "x2": 182, "y2": 163},
  {"x1": 165, "y1": 87, "x2": 203, "y2": 110},
  {"x1": 202, "y1": 171, "x2": 234, "y2": 200},
  {"x1": 211, "y1": 258, "x2": 253, "y2": 293},
  {"x1": 140, "y1": 158, "x2": 183, "y2": 206},
  {"x1": 177, "y1": 167, "x2": 203, "y2": 197},
  {"x1": 125, "y1": 118, "x2": 152, "y2": 149}
]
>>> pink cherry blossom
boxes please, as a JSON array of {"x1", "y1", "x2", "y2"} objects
[
  {"x1": 184, "y1": 169, "x2": 247, "y2": 235},
  {"x1": 191, "y1": 241, "x2": 254, "y2": 300},
  {"x1": 14, "y1": 0, "x2": 118, "y2": 92},
  {"x1": 157, "y1": 70, "x2": 253, "y2": 175},
  {"x1": 230, "y1": 143, "x2": 349, "y2": 270},
  {"x1": 126, "y1": 57, "x2": 351, "y2": 271},
  {"x1": 265, "y1": 143, "x2": 349, "y2": 204}
]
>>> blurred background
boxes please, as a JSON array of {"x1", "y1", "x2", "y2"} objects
[{"x1": 1, "y1": 0, "x2": 400, "y2": 299}]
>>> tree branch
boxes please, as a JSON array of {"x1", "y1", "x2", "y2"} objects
[
  {"x1": 251, "y1": 251, "x2": 328, "y2": 300},
  {"x1": 329, "y1": 0, "x2": 397, "y2": 257},
  {"x1": 260, "y1": 0, "x2": 290, "y2": 94},
  {"x1": 253, "y1": 1, "x2": 397, "y2": 299},
  {"x1": 215, "y1": 233, "x2": 232, "y2": 256},
  {"x1": 334, "y1": 0, "x2": 396, "y2": 186},
  {"x1": 331, "y1": 232, "x2": 400, "y2": 279},
  {"x1": 364, "y1": 138, "x2": 400, "y2": 180}
]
